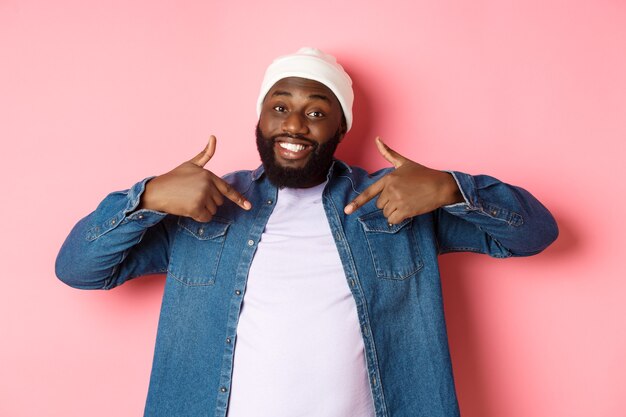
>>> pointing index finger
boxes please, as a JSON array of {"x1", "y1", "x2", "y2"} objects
[
  {"x1": 344, "y1": 179, "x2": 385, "y2": 215},
  {"x1": 213, "y1": 176, "x2": 252, "y2": 210}
]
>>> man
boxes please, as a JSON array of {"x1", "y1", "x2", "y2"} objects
[{"x1": 56, "y1": 47, "x2": 558, "y2": 417}]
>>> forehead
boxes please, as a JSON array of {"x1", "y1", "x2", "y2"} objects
[{"x1": 265, "y1": 77, "x2": 340, "y2": 106}]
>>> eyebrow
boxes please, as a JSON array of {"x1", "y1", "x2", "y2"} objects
[{"x1": 271, "y1": 90, "x2": 331, "y2": 103}]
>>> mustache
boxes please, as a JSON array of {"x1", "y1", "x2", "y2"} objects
[{"x1": 271, "y1": 133, "x2": 317, "y2": 147}]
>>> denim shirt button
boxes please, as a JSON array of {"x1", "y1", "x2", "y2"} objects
[
  {"x1": 267, "y1": 200, "x2": 273, "y2": 205},
  {"x1": 220, "y1": 387, "x2": 227, "y2": 393},
  {"x1": 235, "y1": 289, "x2": 242, "y2": 296},
  {"x1": 137, "y1": 214, "x2": 143, "y2": 219},
  {"x1": 110, "y1": 219, "x2": 116, "y2": 225},
  {"x1": 198, "y1": 228, "x2": 204, "y2": 235},
  {"x1": 226, "y1": 337, "x2": 231, "y2": 344},
  {"x1": 247, "y1": 239, "x2": 254, "y2": 246}
]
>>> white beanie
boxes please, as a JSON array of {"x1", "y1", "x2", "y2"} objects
[{"x1": 256, "y1": 47, "x2": 354, "y2": 132}]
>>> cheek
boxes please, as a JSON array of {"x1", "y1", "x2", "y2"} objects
[
  {"x1": 258, "y1": 115, "x2": 275, "y2": 135},
  {"x1": 314, "y1": 121, "x2": 340, "y2": 140}
]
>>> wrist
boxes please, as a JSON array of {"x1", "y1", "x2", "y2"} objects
[
  {"x1": 439, "y1": 172, "x2": 463, "y2": 206},
  {"x1": 138, "y1": 178, "x2": 162, "y2": 211}
]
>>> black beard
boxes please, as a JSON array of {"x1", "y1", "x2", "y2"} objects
[{"x1": 255, "y1": 123, "x2": 342, "y2": 188}]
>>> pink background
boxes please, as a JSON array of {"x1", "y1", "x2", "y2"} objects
[{"x1": 1, "y1": 1, "x2": 625, "y2": 416}]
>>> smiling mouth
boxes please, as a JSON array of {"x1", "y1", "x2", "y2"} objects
[
  {"x1": 274, "y1": 139, "x2": 315, "y2": 161},
  {"x1": 278, "y1": 142, "x2": 308, "y2": 152}
]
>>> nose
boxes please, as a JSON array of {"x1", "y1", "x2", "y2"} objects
[{"x1": 281, "y1": 112, "x2": 308, "y2": 135}]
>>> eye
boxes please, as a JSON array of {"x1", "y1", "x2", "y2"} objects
[
  {"x1": 273, "y1": 105, "x2": 286, "y2": 112},
  {"x1": 308, "y1": 111, "x2": 324, "y2": 118}
]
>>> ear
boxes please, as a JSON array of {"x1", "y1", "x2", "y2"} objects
[{"x1": 339, "y1": 115, "x2": 348, "y2": 140}]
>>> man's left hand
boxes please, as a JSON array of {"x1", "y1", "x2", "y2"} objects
[{"x1": 344, "y1": 137, "x2": 463, "y2": 224}]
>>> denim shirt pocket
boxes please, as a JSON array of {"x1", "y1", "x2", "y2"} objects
[
  {"x1": 358, "y1": 210, "x2": 423, "y2": 280},
  {"x1": 168, "y1": 216, "x2": 232, "y2": 286}
]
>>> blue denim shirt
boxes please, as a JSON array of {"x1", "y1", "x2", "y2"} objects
[{"x1": 56, "y1": 160, "x2": 558, "y2": 417}]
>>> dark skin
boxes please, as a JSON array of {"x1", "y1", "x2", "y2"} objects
[
  {"x1": 258, "y1": 77, "x2": 346, "y2": 187},
  {"x1": 343, "y1": 136, "x2": 463, "y2": 223},
  {"x1": 139, "y1": 77, "x2": 463, "y2": 223},
  {"x1": 138, "y1": 135, "x2": 251, "y2": 222}
]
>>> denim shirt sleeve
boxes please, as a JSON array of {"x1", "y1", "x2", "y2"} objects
[
  {"x1": 435, "y1": 171, "x2": 558, "y2": 257},
  {"x1": 55, "y1": 178, "x2": 172, "y2": 290}
]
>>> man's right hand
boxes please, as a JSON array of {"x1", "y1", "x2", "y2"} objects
[{"x1": 139, "y1": 135, "x2": 252, "y2": 222}]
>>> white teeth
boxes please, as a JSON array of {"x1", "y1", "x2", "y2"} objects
[{"x1": 279, "y1": 142, "x2": 307, "y2": 152}]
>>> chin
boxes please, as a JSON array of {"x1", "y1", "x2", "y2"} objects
[{"x1": 275, "y1": 158, "x2": 309, "y2": 169}]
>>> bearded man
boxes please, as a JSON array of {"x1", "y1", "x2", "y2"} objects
[{"x1": 56, "y1": 48, "x2": 558, "y2": 417}]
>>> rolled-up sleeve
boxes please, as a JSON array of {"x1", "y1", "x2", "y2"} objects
[
  {"x1": 435, "y1": 171, "x2": 558, "y2": 257},
  {"x1": 55, "y1": 178, "x2": 172, "y2": 290}
]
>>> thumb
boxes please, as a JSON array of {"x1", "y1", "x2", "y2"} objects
[
  {"x1": 190, "y1": 135, "x2": 217, "y2": 167},
  {"x1": 375, "y1": 136, "x2": 407, "y2": 168}
]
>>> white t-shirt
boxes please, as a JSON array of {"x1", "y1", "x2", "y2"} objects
[{"x1": 227, "y1": 182, "x2": 375, "y2": 417}]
